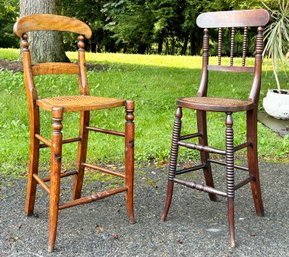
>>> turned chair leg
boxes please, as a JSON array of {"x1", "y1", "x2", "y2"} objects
[
  {"x1": 48, "y1": 108, "x2": 63, "y2": 252},
  {"x1": 162, "y1": 107, "x2": 182, "y2": 221},
  {"x1": 72, "y1": 111, "x2": 90, "y2": 200},
  {"x1": 125, "y1": 101, "x2": 135, "y2": 224},
  {"x1": 225, "y1": 112, "x2": 235, "y2": 248},
  {"x1": 247, "y1": 110, "x2": 264, "y2": 216},
  {"x1": 25, "y1": 132, "x2": 40, "y2": 215},
  {"x1": 197, "y1": 110, "x2": 217, "y2": 201}
]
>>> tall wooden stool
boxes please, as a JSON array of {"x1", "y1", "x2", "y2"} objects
[
  {"x1": 14, "y1": 14, "x2": 135, "y2": 252},
  {"x1": 161, "y1": 9, "x2": 270, "y2": 247}
]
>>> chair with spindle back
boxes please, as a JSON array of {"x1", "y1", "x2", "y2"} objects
[
  {"x1": 13, "y1": 14, "x2": 135, "y2": 252},
  {"x1": 161, "y1": 9, "x2": 270, "y2": 247}
]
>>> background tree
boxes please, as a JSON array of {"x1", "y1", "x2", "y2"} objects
[
  {"x1": 20, "y1": 0, "x2": 69, "y2": 63},
  {"x1": 0, "y1": 0, "x2": 19, "y2": 48}
]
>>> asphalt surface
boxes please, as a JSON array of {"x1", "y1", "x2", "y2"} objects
[{"x1": 1, "y1": 162, "x2": 289, "y2": 256}]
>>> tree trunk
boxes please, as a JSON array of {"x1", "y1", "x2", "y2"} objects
[{"x1": 20, "y1": 0, "x2": 69, "y2": 63}]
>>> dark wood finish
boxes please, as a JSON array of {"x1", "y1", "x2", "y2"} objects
[
  {"x1": 242, "y1": 27, "x2": 249, "y2": 67},
  {"x1": 177, "y1": 97, "x2": 254, "y2": 112},
  {"x1": 161, "y1": 107, "x2": 182, "y2": 222},
  {"x1": 217, "y1": 28, "x2": 222, "y2": 65},
  {"x1": 162, "y1": 9, "x2": 269, "y2": 248},
  {"x1": 14, "y1": 14, "x2": 135, "y2": 252},
  {"x1": 230, "y1": 27, "x2": 236, "y2": 66},
  {"x1": 208, "y1": 65, "x2": 254, "y2": 73},
  {"x1": 196, "y1": 9, "x2": 270, "y2": 28}
]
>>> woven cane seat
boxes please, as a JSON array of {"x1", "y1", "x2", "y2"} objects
[
  {"x1": 177, "y1": 97, "x2": 254, "y2": 112},
  {"x1": 37, "y1": 95, "x2": 126, "y2": 112}
]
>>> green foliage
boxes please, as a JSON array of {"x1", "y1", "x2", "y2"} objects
[
  {"x1": 0, "y1": 48, "x2": 289, "y2": 176},
  {"x1": 263, "y1": 0, "x2": 289, "y2": 92},
  {"x1": 0, "y1": 0, "x2": 19, "y2": 48}
]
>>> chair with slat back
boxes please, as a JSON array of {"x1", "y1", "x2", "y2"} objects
[
  {"x1": 14, "y1": 14, "x2": 135, "y2": 252},
  {"x1": 161, "y1": 9, "x2": 270, "y2": 247}
]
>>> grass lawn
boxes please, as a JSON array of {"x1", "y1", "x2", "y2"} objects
[{"x1": 0, "y1": 48, "x2": 288, "y2": 175}]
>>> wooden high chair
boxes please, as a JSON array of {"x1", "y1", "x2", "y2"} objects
[
  {"x1": 14, "y1": 14, "x2": 135, "y2": 252},
  {"x1": 161, "y1": 9, "x2": 270, "y2": 247}
]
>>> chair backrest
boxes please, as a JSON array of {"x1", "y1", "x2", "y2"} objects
[
  {"x1": 196, "y1": 9, "x2": 270, "y2": 103},
  {"x1": 13, "y1": 14, "x2": 92, "y2": 107}
]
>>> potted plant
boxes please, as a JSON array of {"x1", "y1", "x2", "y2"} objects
[{"x1": 262, "y1": 0, "x2": 289, "y2": 119}]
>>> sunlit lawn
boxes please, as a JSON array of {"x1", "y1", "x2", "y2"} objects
[{"x1": 0, "y1": 48, "x2": 288, "y2": 175}]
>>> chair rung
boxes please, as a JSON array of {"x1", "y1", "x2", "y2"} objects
[
  {"x1": 180, "y1": 132, "x2": 201, "y2": 140},
  {"x1": 82, "y1": 163, "x2": 125, "y2": 178},
  {"x1": 234, "y1": 176, "x2": 254, "y2": 191},
  {"x1": 208, "y1": 159, "x2": 249, "y2": 171},
  {"x1": 36, "y1": 134, "x2": 51, "y2": 148},
  {"x1": 234, "y1": 142, "x2": 250, "y2": 152},
  {"x1": 41, "y1": 171, "x2": 78, "y2": 182},
  {"x1": 33, "y1": 174, "x2": 50, "y2": 194},
  {"x1": 38, "y1": 135, "x2": 81, "y2": 148},
  {"x1": 178, "y1": 141, "x2": 226, "y2": 155},
  {"x1": 174, "y1": 178, "x2": 227, "y2": 197},
  {"x1": 86, "y1": 126, "x2": 125, "y2": 137},
  {"x1": 176, "y1": 164, "x2": 206, "y2": 175},
  {"x1": 59, "y1": 186, "x2": 128, "y2": 210}
]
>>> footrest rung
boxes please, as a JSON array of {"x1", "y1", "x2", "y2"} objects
[
  {"x1": 176, "y1": 164, "x2": 206, "y2": 175},
  {"x1": 178, "y1": 141, "x2": 226, "y2": 155},
  {"x1": 173, "y1": 178, "x2": 227, "y2": 197},
  {"x1": 82, "y1": 163, "x2": 125, "y2": 178},
  {"x1": 86, "y1": 126, "x2": 125, "y2": 137},
  {"x1": 208, "y1": 159, "x2": 249, "y2": 171},
  {"x1": 180, "y1": 132, "x2": 201, "y2": 140},
  {"x1": 33, "y1": 174, "x2": 50, "y2": 194},
  {"x1": 234, "y1": 176, "x2": 254, "y2": 191},
  {"x1": 59, "y1": 186, "x2": 128, "y2": 210}
]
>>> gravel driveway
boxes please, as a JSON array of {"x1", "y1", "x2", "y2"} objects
[{"x1": 1, "y1": 162, "x2": 289, "y2": 256}]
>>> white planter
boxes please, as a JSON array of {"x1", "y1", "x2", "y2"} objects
[{"x1": 263, "y1": 89, "x2": 289, "y2": 120}]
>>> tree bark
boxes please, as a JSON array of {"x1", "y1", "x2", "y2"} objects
[{"x1": 20, "y1": 0, "x2": 69, "y2": 63}]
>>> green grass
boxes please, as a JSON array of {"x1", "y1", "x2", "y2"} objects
[{"x1": 0, "y1": 48, "x2": 289, "y2": 175}]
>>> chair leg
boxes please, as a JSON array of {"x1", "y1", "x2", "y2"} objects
[
  {"x1": 225, "y1": 112, "x2": 235, "y2": 248},
  {"x1": 247, "y1": 110, "x2": 264, "y2": 216},
  {"x1": 162, "y1": 107, "x2": 182, "y2": 222},
  {"x1": 197, "y1": 110, "x2": 217, "y2": 201},
  {"x1": 125, "y1": 101, "x2": 135, "y2": 224},
  {"x1": 72, "y1": 111, "x2": 90, "y2": 200},
  {"x1": 25, "y1": 111, "x2": 40, "y2": 216},
  {"x1": 48, "y1": 108, "x2": 63, "y2": 253}
]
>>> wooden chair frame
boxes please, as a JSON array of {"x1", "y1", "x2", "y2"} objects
[
  {"x1": 14, "y1": 14, "x2": 135, "y2": 252},
  {"x1": 161, "y1": 9, "x2": 270, "y2": 247}
]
